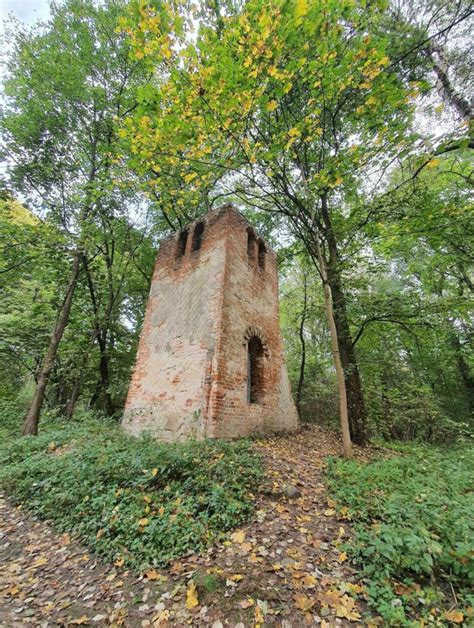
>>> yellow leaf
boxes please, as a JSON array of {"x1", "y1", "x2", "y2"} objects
[
  {"x1": 151, "y1": 468, "x2": 158, "y2": 476},
  {"x1": 184, "y1": 172, "x2": 197, "y2": 183},
  {"x1": 294, "y1": 593, "x2": 315, "y2": 612},
  {"x1": 335, "y1": 594, "x2": 360, "y2": 621},
  {"x1": 338, "y1": 552, "x2": 348, "y2": 563},
  {"x1": 144, "y1": 568, "x2": 159, "y2": 580},
  {"x1": 228, "y1": 574, "x2": 244, "y2": 581},
  {"x1": 295, "y1": 0, "x2": 308, "y2": 18},
  {"x1": 186, "y1": 581, "x2": 199, "y2": 609},
  {"x1": 230, "y1": 529, "x2": 246, "y2": 543},
  {"x1": 153, "y1": 609, "x2": 170, "y2": 624},
  {"x1": 32, "y1": 557, "x2": 48, "y2": 568},
  {"x1": 266, "y1": 100, "x2": 277, "y2": 112},
  {"x1": 427, "y1": 158, "x2": 440, "y2": 169},
  {"x1": 114, "y1": 556, "x2": 124, "y2": 567},
  {"x1": 302, "y1": 574, "x2": 317, "y2": 588},
  {"x1": 138, "y1": 517, "x2": 149, "y2": 527},
  {"x1": 255, "y1": 604, "x2": 265, "y2": 624},
  {"x1": 70, "y1": 616, "x2": 90, "y2": 625},
  {"x1": 443, "y1": 610, "x2": 464, "y2": 624}
]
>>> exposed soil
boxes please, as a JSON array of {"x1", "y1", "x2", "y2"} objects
[{"x1": 0, "y1": 425, "x2": 378, "y2": 627}]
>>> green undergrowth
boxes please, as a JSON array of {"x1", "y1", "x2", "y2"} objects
[
  {"x1": 0, "y1": 416, "x2": 262, "y2": 569},
  {"x1": 326, "y1": 443, "x2": 474, "y2": 626}
]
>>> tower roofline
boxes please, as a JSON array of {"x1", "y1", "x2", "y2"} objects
[{"x1": 161, "y1": 204, "x2": 274, "y2": 253}]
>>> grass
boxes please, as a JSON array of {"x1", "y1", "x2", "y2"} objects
[
  {"x1": 326, "y1": 443, "x2": 474, "y2": 626},
  {"x1": 0, "y1": 412, "x2": 262, "y2": 569}
]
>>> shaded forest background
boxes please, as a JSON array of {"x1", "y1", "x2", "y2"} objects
[{"x1": 0, "y1": 0, "x2": 472, "y2": 445}]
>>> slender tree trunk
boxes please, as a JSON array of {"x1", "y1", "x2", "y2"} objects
[
  {"x1": 97, "y1": 332, "x2": 115, "y2": 416},
  {"x1": 428, "y1": 44, "x2": 472, "y2": 121},
  {"x1": 22, "y1": 250, "x2": 82, "y2": 435},
  {"x1": 314, "y1": 235, "x2": 352, "y2": 458},
  {"x1": 296, "y1": 272, "x2": 308, "y2": 416},
  {"x1": 82, "y1": 256, "x2": 116, "y2": 417},
  {"x1": 64, "y1": 376, "x2": 81, "y2": 420},
  {"x1": 450, "y1": 329, "x2": 474, "y2": 414},
  {"x1": 327, "y1": 274, "x2": 368, "y2": 444},
  {"x1": 298, "y1": 172, "x2": 352, "y2": 455},
  {"x1": 319, "y1": 195, "x2": 368, "y2": 445}
]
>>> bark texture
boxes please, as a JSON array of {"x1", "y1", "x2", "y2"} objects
[
  {"x1": 22, "y1": 251, "x2": 82, "y2": 436},
  {"x1": 320, "y1": 196, "x2": 368, "y2": 445}
]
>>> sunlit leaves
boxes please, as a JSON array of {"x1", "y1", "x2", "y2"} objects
[{"x1": 118, "y1": 0, "x2": 414, "y2": 219}]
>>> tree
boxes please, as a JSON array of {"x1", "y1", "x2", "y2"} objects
[
  {"x1": 2, "y1": 0, "x2": 150, "y2": 434},
  {"x1": 118, "y1": 0, "x2": 426, "y2": 451}
]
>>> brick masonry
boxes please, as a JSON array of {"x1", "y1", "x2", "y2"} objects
[{"x1": 122, "y1": 204, "x2": 299, "y2": 441}]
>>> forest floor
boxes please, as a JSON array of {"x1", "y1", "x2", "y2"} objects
[{"x1": 1, "y1": 426, "x2": 377, "y2": 627}]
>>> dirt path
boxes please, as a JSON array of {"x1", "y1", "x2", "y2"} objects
[{"x1": 1, "y1": 426, "x2": 370, "y2": 627}]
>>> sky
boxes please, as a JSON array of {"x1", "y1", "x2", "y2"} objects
[{"x1": 1, "y1": 0, "x2": 51, "y2": 27}]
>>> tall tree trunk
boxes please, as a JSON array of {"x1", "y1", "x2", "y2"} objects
[
  {"x1": 97, "y1": 332, "x2": 115, "y2": 416},
  {"x1": 296, "y1": 272, "x2": 308, "y2": 416},
  {"x1": 314, "y1": 234, "x2": 352, "y2": 458},
  {"x1": 299, "y1": 172, "x2": 353, "y2": 455},
  {"x1": 428, "y1": 44, "x2": 472, "y2": 121},
  {"x1": 327, "y1": 274, "x2": 368, "y2": 444},
  {"x1": 320, "y1": 195, "x2": 368, "y2": 445},
  {"x1": 22, "y1": 250, "x2": 82, "y2": 435},
  {"x1": 450, "y1": 329, "x2": 474, "y2": 415},
  {"x1": 64, "y1": 376, "x2": 81, "y2": 420},
  {"x1": 82, "y1": 256, "x2": 116, "y2": 417}
]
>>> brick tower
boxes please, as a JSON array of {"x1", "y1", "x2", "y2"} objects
[{"x1": 122, "y1": 204, "x2": 299, "y2": 441}]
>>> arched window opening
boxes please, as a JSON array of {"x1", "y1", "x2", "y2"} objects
[
  {"x1": 177, "y1": 229, "x2": 188, "y2": 257},
  {"x1": 247, "y1": 229, "x2": 256, "y2": 259},
  {"x1": 258, "y1": 241, "x2": 266, "y2": 270},
  {"x1": 192, "y1": 221, "x2": 204, "y2": 251},
  {"x1": 247, "y1": 336, "x2": 264, "y2": 403}
]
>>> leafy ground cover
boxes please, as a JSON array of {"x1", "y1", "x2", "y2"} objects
[
  {"x1": 1, "y1": 424, "x2": 367, "y2": 626},
  {"x1": 326, "y1": 443, "x2": 474, "y2": 626},
  {"x1": 0, "y1": 416, "x2": 262, "y2": 569}
]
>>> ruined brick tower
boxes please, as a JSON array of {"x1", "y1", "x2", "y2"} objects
[{"x1": 122, "y1": 204, "x2": 299, "y2": 441}]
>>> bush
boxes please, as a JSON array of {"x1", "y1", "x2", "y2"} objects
[
  {"x1": 0, "y1": 398, "x2": 77, "y2": 440},
  {"x1": 0, "y1": 417, "x2": 262, "y2": 568},
  {"x1": 0, "y1": 399, "x2": 25, "y2": 440},
  {"x1": 326, "y1": 444, "x2": 474, "y2": 625},
  {"x1": 366, "y1": 382, "x2": 473, "y2": 444}
]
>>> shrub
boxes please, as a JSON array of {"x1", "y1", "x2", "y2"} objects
[
  {"x1": 326, "y1": 444, "x2": 474, "y2": 625},
  {"x1": 366, "y1": 382, "x2": 473, "y2": 445},
  {"x1": 0, "y1": 418, "x2": 262, "y2": 568}
]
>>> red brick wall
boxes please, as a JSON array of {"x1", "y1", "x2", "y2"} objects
[{"x1": 123, "y1": 205, "x2": 298, "y2": 440}]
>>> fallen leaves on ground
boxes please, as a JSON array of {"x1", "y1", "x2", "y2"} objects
[{"x1": 0, "y1": 425, "x2": 371, "y2": 626}]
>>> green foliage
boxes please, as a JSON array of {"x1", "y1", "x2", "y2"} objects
[
  {"x1": 366, "y1": 381, "x2": 473, "y2": 444},
  {"x1": 1, "y1": 0, "x2": 156, "y2": 423},
  {"x1": 326, "y1": 445, "x2": 474, "y2": 624},
  {"x1": 0, "y1": 417, "x2": 262, "y2": 569}
]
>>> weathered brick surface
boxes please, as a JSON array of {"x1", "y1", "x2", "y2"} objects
[{"x1": 122, "y1": 205, "x2": 299, "y2": 441}]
